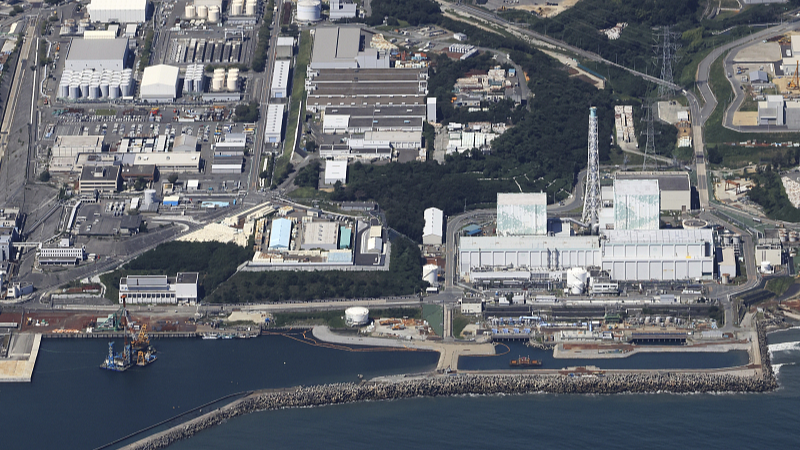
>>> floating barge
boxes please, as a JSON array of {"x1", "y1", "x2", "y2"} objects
[{"x1": 510, "y1": 356, "x2": 542, "y2": 367}]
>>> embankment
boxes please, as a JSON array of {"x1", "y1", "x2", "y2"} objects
[{"x1": 123, "y1": 322, "x2": 777, "y2": 450}]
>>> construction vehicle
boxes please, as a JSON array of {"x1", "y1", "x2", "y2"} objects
[{"x1": 790, "y1": 61, "x2": 800, "y2": 90}]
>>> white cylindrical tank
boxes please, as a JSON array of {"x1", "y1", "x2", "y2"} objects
[
  {"x1": 214, "y1": 67, "x2": 225, "y2": 77},
  {"x1": 422, "y1": 264, "x2": 439, "y2": 287},
  {"x1": 108, "y1": 83, "x2": 120, "y2": 99},
  {"x1": 197, "y1": 4, "x2": 208, "y2": 18},
  {"x1": 212, "y1": 76, "x2": 224, "y2": 91},
  {"x1": 345, "y1": 307, "x2": 369, "y2": 327},
  {"x1": 120, "y1": 79, "x2": 131, "y2": 97},
  {"x1": 297, "y1": 0, "x2": 321, "y2": 22},
  {"x1": 246, "y1": 1, "x2": 256, "y2": 15},
  {"x1": 232, "y1": 0, "x2": 243, "y2": 15},
  {"x1": 69, "y1": 84, "x2": 80, "y2": 99},
  {"x1": 100, "y1": 80, "x2": 109, "y2": 98},
  {"x1": 227, "y1": 73, "x2": 238, "y2": 91},
  {"x1": 59, "y1": 82, "x2": 70, "y2": 98},
  {"x1": 185, "y1": 4, "x2": 196, "y2": 18},
  {"x1": 566, "y1": 267, "x2": 588, "y2": 295},
  {"x1": 208, "y1": 6, "x2": 220, "y2": 23},
  {"x1": 88, "y1": 83, "x2": 100, "y2": 99}
]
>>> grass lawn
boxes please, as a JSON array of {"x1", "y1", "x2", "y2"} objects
[
  {"x1": 272, "y1": 311, "x2": 346, "y2": 328},
  {"x1": 273, "y1": 29, "x2": 312, "y2": 187},
  {"x1": 94, "y1": 108, "x2": 116, "y2": 116},
  {"x1": 452, "y1": 312, "x2": 470, "y2": 339},
  {"x1": 766, "y1": 276, "x2": 795, "y2": 296},
  {"x1": 423, "y1": 304, "x2": 444, "y2": 337}
]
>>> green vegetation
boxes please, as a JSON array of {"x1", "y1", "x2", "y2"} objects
[
  {"x1": 452, "y1": 312, "x2": 470, "y2": 339},
  {"x1": 293, "y1": 160, "x2": 320, "y2": 188},
  {"x1": 99, "y1": 242, "x2": 254, "y2": 302},
  {"x1": 94, "y1": 109, "x2": 116, "y2": 116},
  {"x1": 423, "y1": 122, "x2": 435, "y2": 160},
  {"x1": 766, "y1": 277, "x2": 795, "y2": 296},
  {"x1": 365, "y1": 0, "x2": 441, "y2": 26},
  {"x1": 133, "y1": 177, "x2": 148, "y2": 191},
  {"x1": 272, "y1": 307, "x2": 422, "y2": 328},
  {"x1": 138, "y1": 30, "x2": 154, "y2": 71},
  {"x1": 206, "y1": 237, "x2": 426, "y2": 303},
  {"x1": 38, "y1": 170, "x2": 51, "y2": 182},
  {"x1": 234, "y1": 102, "x2": 260, "y2": 123},
  {"x1": 252, "y1": 0, "x2": 275, "y2": 72},
  {"x1": 747, "y1": 168, "x2": 800, "y2": 222},
  {"x1": 38, "y1": 39, "x2": 51, "y2": 67},
  {"x1": 167, "y1": 173, "x2": 179, "y2": 184},
  {"x1": 422, "y1": 304, "x2": 443, "y2": 337},
  {"x1": 708, "y1": 305, "x2": 724, "y2": 325},
  {"x1": 273, "y1": 29, "x2": 311, "y2": 188}
]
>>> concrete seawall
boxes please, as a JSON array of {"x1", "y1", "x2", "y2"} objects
[
  {"x1": 0, "y1": 334, "x2": 41, "y2": 382},
  {"x1": 121, "y1": 322, "x2": 777, "y2": 450}
]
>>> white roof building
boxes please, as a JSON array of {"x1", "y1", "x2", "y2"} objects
[
  {"x1": 65, "y1": 38, "x2": 129, "y2": 71},
  {"x1": 423, "y1": 207, "x2": 444, "y2": 245},
  {"x1": 132, "y1": 152, "x2": 200, "y2": 173},
  {"x1": 271, "y1": 60, "x2": 290, "y2": 99},
  {"x1": 140, "y1": 65, "x2": 180, "y2": 102},
  {"x1": 265, "y1": 104, "x2": 285, "y2": 144},
  {"x1": 497, "y1": 192, "x2": 547, "y2": 236},
  {"x1": 324, "y1": 160, "x2": 347, "y2": 185},
  {"x1": 88, "y1": 0, "x2": 147, "y2": 23}
]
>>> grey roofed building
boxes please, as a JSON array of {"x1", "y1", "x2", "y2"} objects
[
  {"x1": 120, "y1": 214, "x2": 143, "y2": 234},
  {"x1": 615, "y1": 172, "x2": 691, "y2": 212},
  {"x1": 310, "y1": 27, "x2": 363, "y2": 69},
  {"x1": 173, "y1": 134, "x2": 198, "y2": 152},
  {"x1": 79, "y1": 165, "x2": 121, "y2": 194},
  {"x1": 750, "y1": 70, "x2": 769, "y2": 83},
  {"x1": 65, "y1": 38, "x2": 129, "y2": 71}
]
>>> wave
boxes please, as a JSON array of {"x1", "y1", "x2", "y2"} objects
[
  {"x1": 767, "y1": 341, "x2": 800, "y2": 355},
  {"x1": 768, "y1": 326, "x2": 800, "y2": 336},
  {"x1": 772, "y1": 362, "x2": 796, "y2": 377}
]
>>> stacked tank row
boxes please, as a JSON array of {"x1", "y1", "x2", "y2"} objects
[
  {"x1": 185, "y1": 3, "x2": 221, "y2": 23},
  {"x1": 184, "y1": 64, "x2": 206, "y2": 93},
  {"x1": 211, "y1": 68, "x2": 240, "y2": 92},
  {"x1": 58, "y1": 69, "x2": 134, "y2": 101},
  {"x1": 231, "y1": 0, "x2": 258, "y2": 15}
]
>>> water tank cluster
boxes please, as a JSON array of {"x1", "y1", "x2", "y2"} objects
[
  {"x1": 231, "y1": 0, "x2": 258, "y2": 15},
  {"x1": 297, "y1": 0, "x2": 321, "y2": 22},
  {"x1": 183, "y1": 64, "x2": 206, "y2": 93},
  {"x1": 186, "y1": 2, "x2": 221, "y2": 22},
  {"x1": 211, "y1": 67, "x2": 239, "y2": 92},
  {"x1": 59, "y1": 69, "x2": 133, "y2": 101}
]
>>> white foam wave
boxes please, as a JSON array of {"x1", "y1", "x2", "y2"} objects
[
  {"x1": 767, "y1": 341, "x2": 800, "y2": 355},
  {"x1": 772, "y1": 362, "x2": 796, "y2": 377}
]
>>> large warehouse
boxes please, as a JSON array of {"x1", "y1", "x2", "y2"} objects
[
  {"x1": 616, "y1": 172, "x2": 691, "y2": 212},
  {"x1": 306, "y1": 68, "x2": 428, "y2": 112},
  {"x1": 264, "y1": 104, "x2": 285, "y2": 144},
  {"x1": 423, "y1": 207, "x2": 444, "y2": 246},
  {"x1": 88, "y1": 0, "x2": 148, "y2": 23},
  {"x1": 140, "y1": 64, "x2": 180, "y2": 102},
  {"x1": 459, "y1": 229, "x2": 714, "y2": 282},
  {"x1": 310, "y1": 27, "x2": 390, "y2": 70},
  {"x1": 322, "y1": 105, "x2": 426, "y2": 134},
  {"x1": 65, "y1": 38, "x2": 129, "y2": 71},
  {"x1": 271, "y1": 60, "x2": 290, "y2": 99},
  {"x1": 497, "y1": 193, "x2": 547, "y2": 236}
]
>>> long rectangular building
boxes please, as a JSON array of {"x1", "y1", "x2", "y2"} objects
[
  {"x1": 459, "y1": 229, "x2": 714, "y2": 282},
  {"x1": 615, "y1": 172, "x2": 691, "y2": 212},
  {"x1": 265, "y1": 104, "x2": 285, "y2": 143},
  {"x1": 271, "y1": 60, "x2": 291, "y2": 99},
  {"x1": 322, "y1": 105, "x2": 426, "y2": 134},
  {"x1": 119, "y1": 273, "x2": 199, "y2": 305},
  {"x1": 306, "y1": 68, "x2": 428, "y2": 113},
  {"x1": 132, "y1": 153, "x2": 201, "y2": 173}
]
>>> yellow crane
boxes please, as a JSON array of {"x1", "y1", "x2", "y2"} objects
[{"x1": 789, "y1": 61, "x2": 800, "y2": 90}]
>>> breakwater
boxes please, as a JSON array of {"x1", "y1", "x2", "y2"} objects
[{"x1": 124, "y1": 322, "x2": 777, "y2": 450}]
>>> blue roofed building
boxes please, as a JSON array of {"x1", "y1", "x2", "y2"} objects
[
  {"x1": 339, "y1": 226, "x2": 352, "y2": 249},
  {"x1": 463, "y1": 224, "x2": 482, "y2": 236},
  {"x1": 269, "y1": 218, "x2": 292, "y2": 249}
]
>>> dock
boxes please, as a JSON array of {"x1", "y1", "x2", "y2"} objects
[{"x1": 0, "y1": 334, "x2": 41, "y2": 382}]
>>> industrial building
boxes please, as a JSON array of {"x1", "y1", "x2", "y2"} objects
[
  {"x1": 613, "y1": 180, "x2": 660, "y2": 230},
  {"x1": 302, "y1": 221, "x2": 339, "y2": 250},
  {"x1": 319, "y1": 144, "x2": 391, "y2": 161},
  {"x1": 322, "y1": 105, "x2": 426, "y2": 134},
  {"x1": 269, "y1": 218, "x2": 292, "y2": 249},
  {"x1": 120, "y1": 165, "x2": 157, "y2": 182},
  {"x1": 88, "y1": 0, "x2": 148, "y2": 23},
  {"x1": 459, "y1": 229, "x2": 714, "y2": 282},
  {"x1": 265, "y1": 104, "x2": 285, "y2": 144},
  {"x1": 497, "y1": 193, "x2": 547, "y2": 236},
  {"x1": 366, "y1": 226, "x2": 383, "y2": 253},
  {"x1": 329, "y1": 0, "x2": 358, "y2": 20},
  {"x1": 758, "y1": 95, "x2": 785, "y2": 126},
  {"x1": 65, "y1": 38, "x2": 129, "y2": 71},
  {"x1": 118, "y1": 273, "x2": 200, "y2": 305},
  {"x1": 131, "y1": 153, "x2": 201, "y2": 173},
  {"x1": 78, "y1": 165, "x2": 121, "y2": 194},
  {"x1": 423, "y1": 207, "x2": 444, "y2": 246},
  {"x1": 755, "y1": 236, "x2": 782, "y2": 270},
  {"x1": 172, "y1": 135, "x2": 198, "y2": 152},
  {"x1": 717, "y1": 247, "x2": 737, "y2": 279},
  {"x1": 306, "y1": 68, "x2": 428, "y2": 112},
  {"x1": 616, "y1": 172, "x2": 691, "y2": 212},
  {"x1": 38, "y1": 244, "x2": 86, "y2": 266},
  {"x1": 427, "y1": 97, "x2": 436, "y2": 123},
  {"x1": 271, "y1": 60, "x2": 291, "y2": 99},
  {"x1": 52, "y1": 135, "x2": 104, "y2": 157},
  {"x1": 215, "y1": 133, "x2": 247, "y2": 150},
  {"x1": 210, "y1": 159, "x2": 244, "y2": 174},
  {"x1": 140, "y1": 65, "x2": 180, "y2": 102},
  {"x1": 0, "y1": 234, "x2": 10, "y2": 262},
  {"x1": 310, "y1": 27, "x2": 376, "y2": 70},
  {"x1": 348, "y1": 131, "x2": 421, "y2": 150},
  {"x1": 276, "y1": 36, "x2": 295, "y2": 59},
  {"x1": 324, "y1": 160, "x2": 347, "y2": 185}
]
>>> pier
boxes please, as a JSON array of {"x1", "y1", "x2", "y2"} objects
[{"x1": 0, "y1": 334, "x2": 41, "y2": 382}]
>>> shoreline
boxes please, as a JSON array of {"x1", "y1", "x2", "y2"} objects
[{"x1": 119, "y1": 321, "x2": 777, "y2": 450}]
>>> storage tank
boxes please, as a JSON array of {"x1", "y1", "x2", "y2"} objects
[
  {"x1": 100, "y1": 80, "x2": 109, "y2": 98},
  {"x1": 208, "y1": 6, "x2": 220, "y2": 23},
  {"x1": 566, "y1": 267, "x2": 588, "y2": 295},
  {"x1": 108, "y1": 83, "x2": 120, "y2": 99},
  {"x1": 185, "y1": 3, "x2": 196, "y2": 18},
  {"x1": 59, "y1": 82, "x2": 70, "y2": 98},
  {"x1": 246, "y1": 0, "x2": 256, "y2": 15},
  {"x1": 88, "y1": 83, "x2": 100, "y2": 99},
  {"x1": 422, "y1": 264, "x2": 439, "y2": 287},
  {"x1": 345, "y1": 307, "x2": 369, "y2": 327},
  {"x1": 120, "y1": 79, "x2": 132, "y2": 97},
  {"x1": 297, "y1": 0, "x2": 321, "y2": 22},
  {"x1": 232, "y1": 0, "x2": 243, "y2": 15},
  {"x1": 197, "y1": 4, "x2": 208, "y2": 18},
  {"x1": 226, "y1": 72, "x2": 238, "y2": 91},
  {"x1": 721, "y1": 273, "x2": 730, "y2": 285},
  {"x1": 69, "y1": 84, "x2": 80, "y2": 99},
  {"x1": 212, "y1": 75, "x2": 224, "y2": 91}
]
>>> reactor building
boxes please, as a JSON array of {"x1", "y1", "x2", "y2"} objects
[{"x1": 497, "y1": 193, "x2": 547, "y2": 236}]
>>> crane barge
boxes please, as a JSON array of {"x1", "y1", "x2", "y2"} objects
[{"x1": 100, "y1": 297, "x2": 157, "y2": 371}]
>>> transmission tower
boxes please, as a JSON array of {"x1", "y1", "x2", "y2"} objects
[
  {"x1": 582, "y1": 106, "x2": 600, "y2": 227},
  {"x1": 654, "y1": 26, "x2": 682, "y2": 98},
  {"x1": 641, "y1": 101, "x2": 657, "y2": 171}
]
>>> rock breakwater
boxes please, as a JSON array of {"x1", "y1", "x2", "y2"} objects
[{"x1": 126, "y1": 323, "x2": 778, "y2": 450}]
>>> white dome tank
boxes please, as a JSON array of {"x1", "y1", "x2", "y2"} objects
[
  {"x1": 185, "y1": 4, "x2": 196, "y2": 18},
  {"x1": 297, "y1": 0, "x2": 321, "y2": 22},
  {"x1": 197, "y1": 5, "x2": 208, "y2": 18},
  {"x1": 422, "y1": 264, "x2": 439, "y2": 287},
  {"x1": 345, "y1": 307, "x2": 369, "y2": 327},
  {"x1": 208, "y1": 6, "x2": 220, "y2": 23},
  {"x1": 232, "y1": 0, "x2": 243, "y2": 15},
  {"x1": 566, "y1": 267, "x2": 588, "y2": 295}
]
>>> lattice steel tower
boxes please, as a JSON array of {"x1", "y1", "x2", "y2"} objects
[{"x1": 582, "y1": 106, "x2": 600, "y2": 227}]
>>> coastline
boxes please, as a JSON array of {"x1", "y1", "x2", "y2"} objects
[{"x1": 120, "y1": 321, "x2": 777, "y2": 450}]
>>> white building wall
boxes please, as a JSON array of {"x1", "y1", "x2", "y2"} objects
[
  {"x1": 496, "y1": 193, "x2": 547, "y2": 236},
  {"x1": 88, "y1": 0, "x2": 147, "y2": 23}
]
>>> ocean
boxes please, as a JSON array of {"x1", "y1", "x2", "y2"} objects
[{"x1": 2, "y1": 329, "x2": 800, "y2": 450}]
